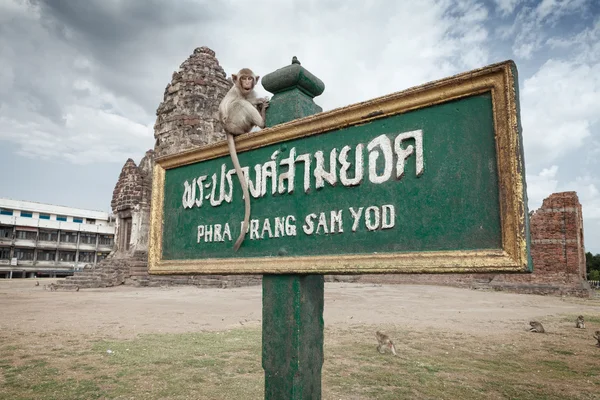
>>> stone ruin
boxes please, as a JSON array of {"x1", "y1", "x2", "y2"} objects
[
  {"x1": 57, "y1": 46, "x2": 259, "y2": 289},
  {"x1": 58, "y1": 46, "x2": 593, "y2": 296},
  {"x1": 154, "y1": 46, "x2": 230, "y2": 159}
]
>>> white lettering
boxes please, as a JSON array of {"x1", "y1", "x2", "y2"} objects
[
  {"x1": 261, "y1": 218, "x2": 273, "y2": 239},
  {"x1": 330, "y1": 210, "x2": 343, "y2": 233},
  {"x1": 278, "y1": 147, "x2": 296, "y2": 194},
  {"x1": 204, "y1": 225, "x2": 213, "y2": 242},
  {"x1": 316, "y1": 212, "x2": 329, "y2": 234},
  {"x1": 365, "y1": 206, "x2": 380, "y2": 231},
  {"x1": 349, "y1": 207, "x2": 364, "y2": 232},
  {"x1": 182, "y1": 180, "x2": 193, "y2": 209},
  {"x1": 339, "y1": 144, "x2": 364, "y2": 186},
  {"x1": 314, "y1": 149, "x2": 338, "y2": 189},
  {"x1": 250, "y1": 219, "x2": 260, "y2": 240},
  {"x1": 261, "y1": 151, "x2": 279, "y2": 197},
  {"x1": 241, "y1": 165, "x2": 262, "y2": 199},
  {"x1": 395, "y1": 129, "x2": 424, "y2": 179},
  {"x1": 214, "y1": 224, "x2": 223, "y2": 242},
  {"x1": 274, "y1": 217, "x2": 285, "y2": 238},
  {"x1": 195, "y1": 176, "x2": 207, "y2": 207},
  {"x1": 303, "y1": 213, "x2": 317, "y2": 235},
  {"x1": 381, "y1": 205, "x2": 395, "y2": 229},
  {"x1": 222, "y1": 223, "x2": 232, "y2": 241},
  {"x1": 296, "y1": 153, "x2": 312, "y2": 193},
  {"x1": 367, "y1": 135, "x2": 393, "y2": 184},
  {"x1": 286, "y1": 215, "x2": 297, "y2": 236}
]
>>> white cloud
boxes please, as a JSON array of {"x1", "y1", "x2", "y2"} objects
[
  {"x1": 527, "y1": 165, "x2": 559, "y2": 209},
  {"x1": 493, "y1": 0, "x2": 522, "y2": 16},
  {"x1": 0, "y1": 0, "x2": 494, "y2": 164},
  {"x1": 521, "y1": 59, "x2": 600, "y2": 166},
  {"x1": 535, "y1": 0, "x2": 587, "y2": 23},
  {"x1": 504, "y1": 0, "x2": 591, "y2": 59}
]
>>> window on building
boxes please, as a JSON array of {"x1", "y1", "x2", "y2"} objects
[
  {"x1": 0, "y1": 226, "x2": 12, "y2": 239},
  {"x1": 16, "y1": 230, "x2": 37, "y2": 240},
  {"x1": 78, "y1": 252, "x2": 95, "y2": 263},
  {"x1": 20, "y1": 211, "x2": 32, "y2": 218},
  {"x1": 0, "y1": 247, "x2": 10, "y2": 260},
  {"x1": 60, "y1": 232, "x2": 78, "y2": 243},
  {"x1": 73, "y1": 218, "x2": 83, "y2": 223},
  {"x1": 0, "y1": 209, "x2": 13, "y2": 216},
  {"x1": 14, "y1": 248, "x2": 34, "y2": 261},
  {"x1": 56, "y1": 215, "x2": 67, "y2": 222},
  {"x1": 86, "y1": 219, "x2": 96, "y2": 224},
  {"x1": 58, "y1": 251, "x2": 76, "y2": 262},
  {"x1": 99, "y1": 235, "x2": 114, "y2": 246},
  {"x1": 37, "y1": 250, "x2": 56, "y2": 262},
  {"x1": 39, "y1": 214, "x2": 50, "y2": 220},
  {"x1": 96, "y1": 252, "x2": 108, "y2": 262},
  {"x1": 38, "y1": 230, "x2": 58, "y2": 242},
  {"x1": 80, "y1": 233, "x2": 96, "y2": 245}
]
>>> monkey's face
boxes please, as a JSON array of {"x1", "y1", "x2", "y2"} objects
[{"x1": 239, "y1": 75, "x2": 255, "y2": 92}]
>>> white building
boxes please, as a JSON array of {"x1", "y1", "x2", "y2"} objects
[{"x1": 0, "y1": 198, "x2": 115, "y2": 278}]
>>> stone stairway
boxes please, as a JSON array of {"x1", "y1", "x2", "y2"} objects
[
  {"x1": 54, "y1": 255, "x2": 130, "y2": 290},
  {"x1": 55, "y1": 250, "x2": 262, "y2": 290}
]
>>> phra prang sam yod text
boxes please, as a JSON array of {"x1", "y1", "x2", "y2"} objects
[{"x1": 181, "y1": 129, "x2": 424, "y2": 209}]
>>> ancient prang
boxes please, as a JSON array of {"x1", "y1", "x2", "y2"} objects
[
  {"x1": 111, "y1": 151, "x2": 154, "y2": 258},
  {"x1": 154, "y1": 46, "x2": 231, "y2": 159},
  {"x1": 57, "y1": 46, "x2": 259, "y2": 289}
]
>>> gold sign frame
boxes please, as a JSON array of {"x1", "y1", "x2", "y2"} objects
[{"x1": 149, "y1": 60, "x2": 530, "y2": 275}]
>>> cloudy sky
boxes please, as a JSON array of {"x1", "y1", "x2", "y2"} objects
[{"x1": 0, "y1": 0, "x2": 599, "y2": 253}]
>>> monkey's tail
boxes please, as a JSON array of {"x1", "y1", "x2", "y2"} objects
[{"x1": 227, "y1": 134, "x2": 251, "y2": 251}]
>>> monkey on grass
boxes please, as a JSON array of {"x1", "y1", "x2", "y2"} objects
[
  {"x1": 218, "y1": 68, "x2": 269, "y2": 251},
  {"x1": 576, "y1": 315, "x2": 585, "y2": 329},
  {"x1": 375, "y1": 331, "x2": 397, "y2": 356},
  {"x1": 529, "y1": 321, "x2": 545, "y2": 333}
]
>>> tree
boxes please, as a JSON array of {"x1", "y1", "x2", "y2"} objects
[{"x1": 586, "y1": 252, "x2": 600, "y2": 280}]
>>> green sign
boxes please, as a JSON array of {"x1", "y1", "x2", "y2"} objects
[{"x1": 149, "y1": 61, "x2": 531, "y2": 275}]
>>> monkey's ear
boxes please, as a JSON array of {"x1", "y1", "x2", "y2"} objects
[
  {"x1": 255, "y1": 75, "x2": 260, "y2": 83},
  {"x1": 232, "y1": 74, "x2": 238, "y2": 82}
]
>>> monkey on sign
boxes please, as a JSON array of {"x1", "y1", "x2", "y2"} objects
[{"x1": 218, "y1": 68, "x2": 269, "y2": 251}]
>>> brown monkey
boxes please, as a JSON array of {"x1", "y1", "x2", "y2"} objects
[
  {"x1": 218, "y1": 68, "x2": 268, "y2": 251},
  {"x1": 576, "y1": 315, "x2": 585, "y2": 329},
  {"x1": 375, "y1": 331, "x2": 397, "y2": 356},
  {"x1": 35, "y1": 281, "x2": 39, "y2": 286},
  {"x1": 593, "y1": 331, "x2": 600, "y2": 347},
  {"x1": 529, "y1": 321, "x2": 545, "y2": 333}
]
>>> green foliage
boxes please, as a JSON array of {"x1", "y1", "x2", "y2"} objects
[{"x1": 586, "y1": 252, "x2": 600, "y2": 277}]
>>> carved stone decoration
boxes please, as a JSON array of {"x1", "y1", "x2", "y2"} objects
[
  {"x1": 111, "y1": 150, "x2": 155, "y2": 257},
  {"x1": 154, "y1": 46, "x2": 231, "y2": 159}
]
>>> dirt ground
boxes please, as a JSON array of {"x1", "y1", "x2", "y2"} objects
[{"x1": 1, "y1": 278, "x2": 599, "y2": 340}]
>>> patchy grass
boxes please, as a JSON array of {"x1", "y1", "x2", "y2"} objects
[{"x1": 1, "y1": 324, "x2": 599, "y2": 400}]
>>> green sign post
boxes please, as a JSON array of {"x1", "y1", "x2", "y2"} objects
[
  {"x1": 260, "y1": 58, "x2": 326, "y2": 399},
  {"x1": 148, "y1": 59, "x2": 531, "y2": 399}
]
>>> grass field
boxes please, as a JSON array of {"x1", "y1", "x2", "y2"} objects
[{"x1": 2, "y1": 316, "x2": 599, "y2": 400}]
